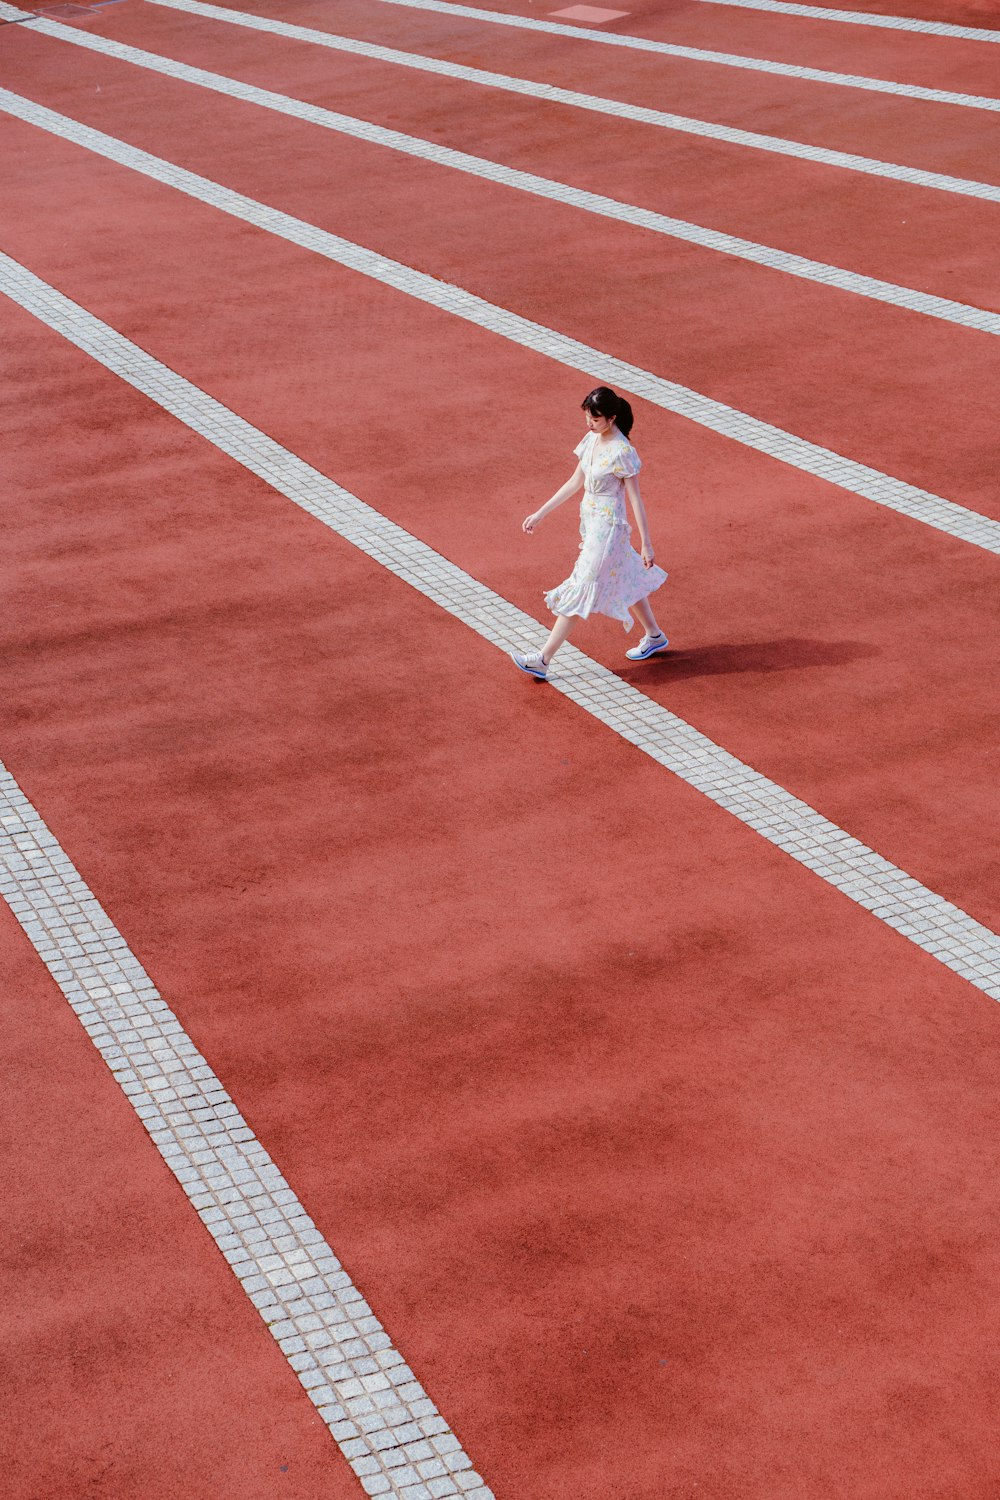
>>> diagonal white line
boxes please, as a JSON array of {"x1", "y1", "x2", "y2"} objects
[
  {"x1": 2, "y1": 50, "x2": 998, "y2": 341},
  {"x1": 106, "y1": 0, "x2": 1000, "y2": 204},
  {"x1": 621, "y1": 0, "x2": 1000, "y2": 45},
  {"x1": 366, "y1": 0, "x2": 1000, "y2": 111},
  {"x1": 0, "y1": 764, "x2": 495, "y2": 1500},
  {"x1": 1, "y1": 86, "x2": 997, "y2": 555},
  {"x1": 2, "y1": 247, "x2": 999, "y2": 1006}
]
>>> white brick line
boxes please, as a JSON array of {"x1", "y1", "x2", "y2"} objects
[
  {"x1": 368, "y1": 0, "x2": 1000, "y2": 111},
  {"x1": 3, "y1": 249, "x2": 999, "y2": 1007},
  {"x1": 631, "y1": 0, "x2": 1000, "y2": 44},
  {"x1": 3, "y1": 65, "x2": 998, "y2": 343},
  {"x1": 130, "y1": 0, "x2": 1000, "y2": 204},
  {"x1": 0, "y1": 796, "x2": 492, "y2": 1500},
  {"x1": 1, "y1": 95, "x2": 997, "y2": 556}
]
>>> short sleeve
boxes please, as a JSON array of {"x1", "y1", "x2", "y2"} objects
[
  {"x1": 574, "y1": 432, "x2": 594, "y2": 460},
  {"x1": 611, "y1": 442, "x2": 642, "y2": 479}
]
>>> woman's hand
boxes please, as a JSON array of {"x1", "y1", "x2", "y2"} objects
[
  {"x1": 522, "y1": 512, "x2": 541, "y2": 534},
  {"x1": 641, "y1": 541, "x2": 655, "y2": 568}
]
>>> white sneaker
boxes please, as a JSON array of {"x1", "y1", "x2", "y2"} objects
[
  {"x1": 625, "y1": 631, "x2": 669, "y2": 661},
  {"x1": 510, "y1": 649, "x2": 548, "y2": 680}
]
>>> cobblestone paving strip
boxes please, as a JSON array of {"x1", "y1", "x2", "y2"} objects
[
  {"x1": 0, "y1": 771, "x2": 494, "y2": 1500},
  {"x1": 1, "y1": 88, "x2": 997, "y2": 555},
  {"x1": 3, "y1": 249, "x2": 999, "y2": 1006},
  {"x1": 636, "y1": 0, "x2": 1000, "y2": 44},
  {"x1": 139, "y1": 0, "x2": 1000, "y2": 203},
  {"x1": 2, "y1": 41, "x2": 998, "y2": 340},
  {"x1": 366, "y1": 0, "x2": 1000, "y2": 111}
]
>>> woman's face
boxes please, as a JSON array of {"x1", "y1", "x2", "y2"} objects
[{"x1": 585, "y1": 408, "x2": 614, "y2": 434}]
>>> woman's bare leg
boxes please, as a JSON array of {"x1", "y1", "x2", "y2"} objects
[
  {"x1": 542, "y1": 614, "x2": 576, "y2": 662},
  {"x1": 631, "y1": 596, "x2": 663, "y2": 637}
]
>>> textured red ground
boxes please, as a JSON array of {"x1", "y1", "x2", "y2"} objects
[
  {"x1": 0, "y1": 85, "x2": 997, "y2": 933},
  {"x1": 162, "y1": 0, "x2": 1000, "y2": 182},
  {"x1": 462, "y1": 0, "x2": 1000, "y2": 76},
  {"x1": 3, "y1": 2, "x2": 1000, "y2": 1497},
  {"x1": 16, "y1": 0, "x2": 1000, "y2": 313},
  {"x1": 10, "y1": 0, "x2": 1000, "y2": 493},
  {"x1": 3, "y1": 280, "x2": 1000, "y2": 1500},
  {"x1": 0, "y1": 900, "x2": 361, "y2": 1500},
  {"x1": 740, "y1": 0, "x2": 1000, "y2": 23}
]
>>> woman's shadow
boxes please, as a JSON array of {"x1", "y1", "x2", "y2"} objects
[{"x1": 624, "y1": 637, "x2": 879, "y2": 681}]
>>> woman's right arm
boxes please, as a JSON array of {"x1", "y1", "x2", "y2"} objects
[{"x1": 523, "y1": 465, "x2": 584, "y2": 533}]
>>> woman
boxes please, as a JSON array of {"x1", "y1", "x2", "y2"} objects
[{"x1": 511, "y1": 386, "x2": 668, "y2": 680}]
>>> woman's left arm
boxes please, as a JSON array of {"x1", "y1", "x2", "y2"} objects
[{"x1": 625, "y1": 475, "x2": 656, "y2": 568}]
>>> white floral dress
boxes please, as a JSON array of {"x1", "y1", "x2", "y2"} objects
[{"x1": 544, "y1": 429, "x2": 668, "y2": 630}]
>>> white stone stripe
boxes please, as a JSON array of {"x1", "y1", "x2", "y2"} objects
[
  {"x1": 636, "y1": 0, "x2": 1000, "y2": 45},
  {"x1": 3, "y1": 64, "x2": 997, "y2": 342},
  {"x1": 131, "y1": 0, "x2": 1000, "y2": 204},
  {"x1": 367, "y1": 0, "x2": 1000, "y2": 112},
  {"x1": 3, "y1": 249, "x2": 999, "y2": 1005},
  {"x1": 0, "y1": 802, "x2": 492, "y2": 1497},
  {"x1": 0, "y1": 92, "x2": 996, "y2": 556}
]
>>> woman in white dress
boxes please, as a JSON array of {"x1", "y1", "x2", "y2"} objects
[{"x1": 511, "y1": 387, "x2": 668, "y2": 680}]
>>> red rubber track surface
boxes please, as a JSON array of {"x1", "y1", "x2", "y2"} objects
[
  {"x1": 169, "y1": 0, "x2": 1000, "y2": 184},
  {"x1": 5, "y1": 10, "x2": 1000, "y2": 516},
  {"x1": 439, "y1": 0, "x2": 1000, "y2": 62},
  {"x1": 697, "y1": 0, "x2": 1000, "y2": 25},
  {"x1": 1, "y1": 64, "x2": 998, "y2": 930},
  {"x1": 0, "y1": 897, "x2": 361, "y2": 1500},
  {"x1": 18, "y1": 0, "x2": 1000, "y2": 313},
  {"x1": 4, "y1": 291, "x2": 1000, "y2": 1500},
  {"x1": 2, "y1": 2, "x2": 1000, "y2": 1497}
]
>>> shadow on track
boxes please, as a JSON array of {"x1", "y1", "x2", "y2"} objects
[{"x1": 623, "y1": 637, "x2": 879, "y2": 681}]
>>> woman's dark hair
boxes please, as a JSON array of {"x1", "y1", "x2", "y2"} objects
[{"x1": 581, "y1": 386, "x2": 634, "y2": 439}]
